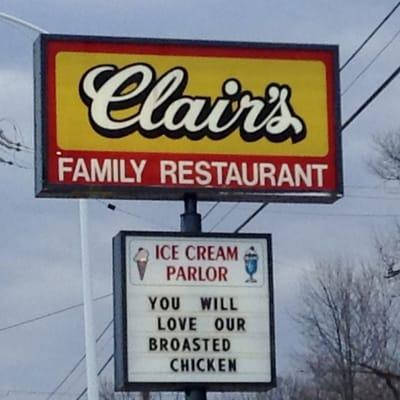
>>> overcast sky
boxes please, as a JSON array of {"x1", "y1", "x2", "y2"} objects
[{"x1": 1, "y1": 0, "x2": 400, "y2": 398}]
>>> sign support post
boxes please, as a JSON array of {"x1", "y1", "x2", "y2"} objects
[
  {"x1": 79, "y1": 199, "x2": 99, "y2": 400},
  {"x1": 180, "y1": 194, "x2": 202, "y2": 234},
  {"x1": 180, "y1": 193, "x2": 206, "y2": 400}
]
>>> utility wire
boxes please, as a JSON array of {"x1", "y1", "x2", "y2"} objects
[
  {"x1": 75, "y1": 354, "x2": 114, "y2": 400},
  {"x1": 0, "y1": 157, "x2": 12, "y2": 166},
  {"x1": 62, "y1": 334, "x2": 114, "y2": 396},
  {"x1": 0, "y1": 124, "x2": 32, "y2": 151},
  {"x1": 0, "y1": 389, "x2": 79, "y2": 397},
  {"x1": 0, "y1": 293, "x2": 111, "y2": 333},
  {"x1": 46, "y1": 320, "x2": 113, "y2": 400},
  {"x1": 202, "y1": 201, "x2": 220, "y2": 220},
  {"x1": 342, "y1": 25, "x2": 400, "y2": 96},
  {"x1": 346, "y1": 193, "x2": 400, "y2": 200},
  {"x1": 96, "y1": 200, "x2": 174, "y2": 230},
  {"x1": 342, "y1": 63, "x2": 400, "y2": 130},
  {"x1": 340, "y1": 1, "x2": 400, "y2": 71},
  {"x1": 208, "y1": 202, "x2": 240, "y2": 232},
  {"x1": 263, "y1": 210, "x2": 400, "y2": 218},
  {"x1": 0, "y1": 124, "x2": 34, "y2": 169},
  {"x1": 234, "y1": 202, "x2": 269, "y2": 233}
]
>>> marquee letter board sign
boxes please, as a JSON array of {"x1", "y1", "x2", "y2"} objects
[{"x1": 113, "y1": 231, "x2": 275, "y2": 391}]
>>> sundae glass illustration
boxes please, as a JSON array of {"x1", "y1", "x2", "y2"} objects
[
  {"x1": 244, "y1": 246, "x2": 258, "y2": 283},
  {"x1": 133, "y1": 247, "x2": 150, "y2": 281}
]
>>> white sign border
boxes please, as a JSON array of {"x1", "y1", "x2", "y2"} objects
[{"x1": 113, "y1": 231, "x2": 276, "y2": 392}]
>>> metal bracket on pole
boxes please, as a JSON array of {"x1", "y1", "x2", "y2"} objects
[
  {"x1": 180, "y1": 193, "x2": 202, "y2": 233},
  {"x1": 181, "y1": 193, "x2": 206, "y2": 400}
]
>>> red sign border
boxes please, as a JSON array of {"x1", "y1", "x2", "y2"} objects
[{"x1": 34, "y1": 34, "x2": 342, "y2": 203}]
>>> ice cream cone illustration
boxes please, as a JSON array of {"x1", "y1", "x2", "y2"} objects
[{"x1": 133, "y1": 247, "x2": 150, "y2": 280}]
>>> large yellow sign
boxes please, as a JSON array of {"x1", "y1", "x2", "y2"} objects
[
  {"x1": 34, "y1": 35, "x2": 342, "y2": 202},
  {"x1": 55, "y1": 52, "x2": 328, "y2": 156}
]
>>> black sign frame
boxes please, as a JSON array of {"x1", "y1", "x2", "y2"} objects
[
  {"x1": 113, "y1": 231, "x2": 276, "y2": 392},
  {"x1": 34, "y1": 34, "x2": 342, "y2": 204}
]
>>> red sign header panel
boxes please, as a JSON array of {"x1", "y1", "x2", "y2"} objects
[{"x1": 34, "y1": 34, "x2": 342, "y2": 202}]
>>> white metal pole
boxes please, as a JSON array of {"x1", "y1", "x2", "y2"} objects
[
  {"x1": 79, "y1": 199, "x2": 100, "y2": 400},
  {"x1": 0, "y1": 13, "x2": 100, "y2": 400},
  {"x1": 0, "y1": 12, "x2": 49, "y2": 34}
]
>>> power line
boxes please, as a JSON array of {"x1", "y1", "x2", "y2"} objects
[
  {"x1": 202, "y1": 201, "x2": 220, "y2": 220},
  {"x1": 0, "y1": 121, "x2": 33, "y2": 151},
  {"x1": 234, "y1": 202, "x2": 269, "y2": 233},
  {"x1": 342, "y1": 63, "x2": 400, "y2": 130},
  {"x1": 96, "y1": 200, "x2": 175, "y2": 230},
  {"x1": 63, "y1": 331, "x2": 114, "y2": 395},
  {"x1": 208, "y1": 202, "x2": 240, "y2": 232},
  {"x1": 0, "y1": 122, "x2": 34, "y2": 169},
  {"x1": 340, "y1": 1, "x2": 400, "y2": 71},
  {"x1": 342, "y1": 25, "x2": 400, "y2": 96},
  {"x1": 260, "y1": 209, "x2": 400, "y2": 219},
  {"x1": 0, "y1": 389, "x2": 79, "y2": 397},
  {"x1": 345, "y1": 184, "x2": 389, "y2": 190},
  {"x1": 232, "y1": 191, "x2": 400, "y2": 231},
  {"x1": 46, "y1": 320, "x2": 113, "y2": 400},
  {"x1": 75, "y1": 354, "x2": 114, "y2": 400},
  {"x1": 0, "y1": 156, "x2": 13, "y2": 166},
  {"x1": 0, "y1": 293, "x2": 112, "y2": 333},
  {"x1": 346, "y1": 193, "x2": 400, "y2": 200}
]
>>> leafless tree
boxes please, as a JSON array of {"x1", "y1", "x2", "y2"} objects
[
  {"x1": 295, "y1": 258, "x2": 400, "y2": 400},
  {"x1": 99, "y1": 379, "x2": 183, "y2": 400},
  {"x1": 375, "y1": 222, "x2": 400, "y2": 279},
  {"x1": 99, "y1": 379, "x2": 155, "y2": 400},
  {"x1": 222, "y1": 375, "x2": 325, "y2": 400},
  {"x1": 369, "y1": 131, "x2": 400, "y2": 181},
  {"x1": 99, "y1": 379, "x2": 135, "y2": 400},
  {"x1": 263, "y1": 375, "x2": 321, "y2": 400}
]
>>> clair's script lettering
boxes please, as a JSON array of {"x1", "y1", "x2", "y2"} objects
[{"x1": 79, "y1": 63, "x2": 307, "y2": 143}]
